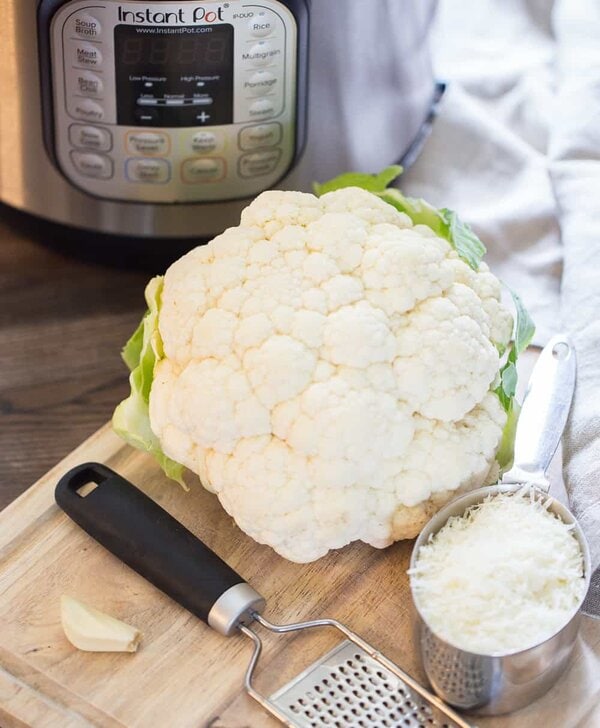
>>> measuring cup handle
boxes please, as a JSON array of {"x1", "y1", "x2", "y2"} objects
[
  {"x1": 504, "y1": 334, "x2": 576, "y2": 488},
  {"x1": 55, "y1": 463, "x2": 265, "y2": 636}
]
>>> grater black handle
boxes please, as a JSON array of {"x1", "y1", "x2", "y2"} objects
[{"x1": 55, "y1": 463, "x2": 265, "y2": 636}]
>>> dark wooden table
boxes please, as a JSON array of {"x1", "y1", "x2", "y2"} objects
[{"x1": 0, "y1": 208, "x2": 149, "y2": 509}]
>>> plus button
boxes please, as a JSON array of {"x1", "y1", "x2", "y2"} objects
[{"x1": 196, "y1": 111, "x2": 211, "y2": 123}]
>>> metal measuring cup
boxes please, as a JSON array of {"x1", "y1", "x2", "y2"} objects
[{"x1": 409, "y1": 334, "x2": 591, "y2": 715}]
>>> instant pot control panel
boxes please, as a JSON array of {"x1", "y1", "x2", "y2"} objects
[{"x1": 44, "y1": 0, "x2": 307, "y2": 203}]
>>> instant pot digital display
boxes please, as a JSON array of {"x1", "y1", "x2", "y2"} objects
[{"x1": 114, "y1": 24, "x2": 234, "y2": 127}]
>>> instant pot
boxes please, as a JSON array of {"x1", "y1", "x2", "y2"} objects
[{"x1": 0, "y1": 0, "x2": 438, "y2": 266}]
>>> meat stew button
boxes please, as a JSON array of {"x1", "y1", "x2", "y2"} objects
[{"x1": 72, "y1": 42, "x2": 102, "y2": 67}]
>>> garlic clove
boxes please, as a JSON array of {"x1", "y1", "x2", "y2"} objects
[{"x1": 61, "y1": 595, "x2": 142, "y2": 653}]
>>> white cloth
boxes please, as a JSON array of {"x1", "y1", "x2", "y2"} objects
[
  {"x1": 402, "y1": 4, "x2": 600, "y2": 721},
  {"x1": 403, "y1": 0, "x2": 600, "y2": 569},
  {"x1": 403, "y1": 0, "x2": 562, "y2": 346},
  {"x1": 550, "y1": 0, "x2": 600, "y2": 570}
]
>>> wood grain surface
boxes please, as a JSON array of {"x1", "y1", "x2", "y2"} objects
[
  {"x1": 1, "y1": 425, "x2": 600, "y2": 728},
  {"x1": 0, "y1": 207, "x2": 147, "y2": 510}
]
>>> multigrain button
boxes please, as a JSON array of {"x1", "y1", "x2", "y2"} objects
[
  {"x1": 243, "y1": 41, "x2": 275, "y2": 67},
  {"x1": 245, "y1": 71, "x2": 278, "y2": 97},
  {"x1": 70, "y1": 151, "x2": 113, "y2": 179},
  {"x1": 126, "y1": 158, "x2": 170, "y2": 183},
  {"x1": 75, "y1": 71, "x2": 103, "y2": 97},
  {"x1": 239, "y1": 149, "x2": 282, "y2": 178},
  {"x1": 69, "y1": 124, "x2": 112, "y2": 151},
  {"x1": 239, "y1": 123, "x2": 282, "y2": 151},
  {"x1": 248, "y1": 11, "x2": 276, "y2": 37},
  {"x1": 182, "y1": 158, "x2": 225, "y2": 183},
  {"x1": 69, "y1": 13, "x2": 102, "y2": 39},
  {"x1": 248, "y1": 98, "x2": 275, "y2": 118},
  {"x1": 71, "y1": 98, "x2": 104, "y2": 121},
  {"x1": 73, "y1": 42, "x2": 102, "y2": 67},
  {"x1": 126, "y1": 131, "x2": 170, "y2": 156},
  {"x1": 191, "y1": 131, "x2": 219, "y2": 154}
]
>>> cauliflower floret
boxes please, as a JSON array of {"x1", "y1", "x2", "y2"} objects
[{"x1": 150, "y1": 188, "x2": 511, "y2": 562}]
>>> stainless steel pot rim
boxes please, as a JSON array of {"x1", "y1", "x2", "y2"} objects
[{"x1": 409, "y1": 483, "x2": 592, "y2": 659}]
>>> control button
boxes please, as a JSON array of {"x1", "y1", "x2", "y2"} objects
[
  {"x1": 182, "y1": 158, "x2": 226, "y2": 184},
  {"x1": 248, "y1": 98, "x2": 276, "y2": 118},
  {"x1": 243, "y1": 41, "x2": 274, "y2": 67},
  {"x1": 126, "y1": 158, "x2": 170, "y2": 184},
  {"x1": 165, "y1": 98, "x2": 185, "y2": 106},
  {"x1": 70, "y1": 98, "x2": 104, "y2": 122},
  {"x1": 70, "y1": 151, "x2": 113, "y2": 179},
  {"x1": 239, "y1": 149, "x2": 282, "y2": 178},
  {"x1": 69, "y1": 124, "x2": 112, "y2": 152},
  {"x1": 239, "y1": 123, "x2": 282, "y2": 151},
  {"x1": 137, "y1": 98, "x2": 159, "y2": 106},
  {"x1": 248, "y1": 11, "x2": 277, "y2": 37},
  {"x1": 72, "y1": 42, "x2": 102, "y2": 68},
  {"x1": 69, "y1": 13, "x2": 102, "y2": 39},
  {"x1": 191, "y1": 131, "x2": 219, "y2": 154},
  {"x1": 74, "y1": 70, "x2": 103, "y2": 97},
  {"x1": 126, "y1": 131, "x2": 170, "y2": 156},
  {"x1": 245, "y1": 71, "x2": 278, "y2": 97},
  {"x1": 135, "y1": 107, "x2": 159, "y2": 124}
]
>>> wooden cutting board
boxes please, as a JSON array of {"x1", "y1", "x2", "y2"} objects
[{"x1": 1, "y1": 424, "x2": 600, "y2": 728}]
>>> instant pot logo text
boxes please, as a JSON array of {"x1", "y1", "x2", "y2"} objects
[{"x1": 117, "y1": 6, "x2": 226, "y2": 24}]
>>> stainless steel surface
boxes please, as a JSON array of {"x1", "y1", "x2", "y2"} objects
[
  {"x1": 0, "y1": 0, "x2": 436, "y2": 240},
  {"x1": 237, "y1": 613, "x2": 472, "y2": 727},
  {"x1": 206, "y1": 582, "x2": 265, "y2": 636},
  {"x1": 502, "y1": 335, "x2": 577, "y2": 489},
  {"x1": 410, "y1": 335, "x2": 590, "y2": 716}
]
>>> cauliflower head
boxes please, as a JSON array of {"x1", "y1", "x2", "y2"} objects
[{"x1": 140, "y1": 185, "x2": 514, "y2": 562}]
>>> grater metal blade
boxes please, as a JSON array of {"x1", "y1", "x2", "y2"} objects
[
  {"x1": 240, "y1": 614, "x2": 473, "y2": 728},
  {"x1": 269, "y1": 640, "x2": 466, "y2": 728}
]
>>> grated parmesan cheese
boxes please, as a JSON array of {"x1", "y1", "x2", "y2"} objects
[{"x1": 409, "y1": 488, "x2": 586, "y2": 654}]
